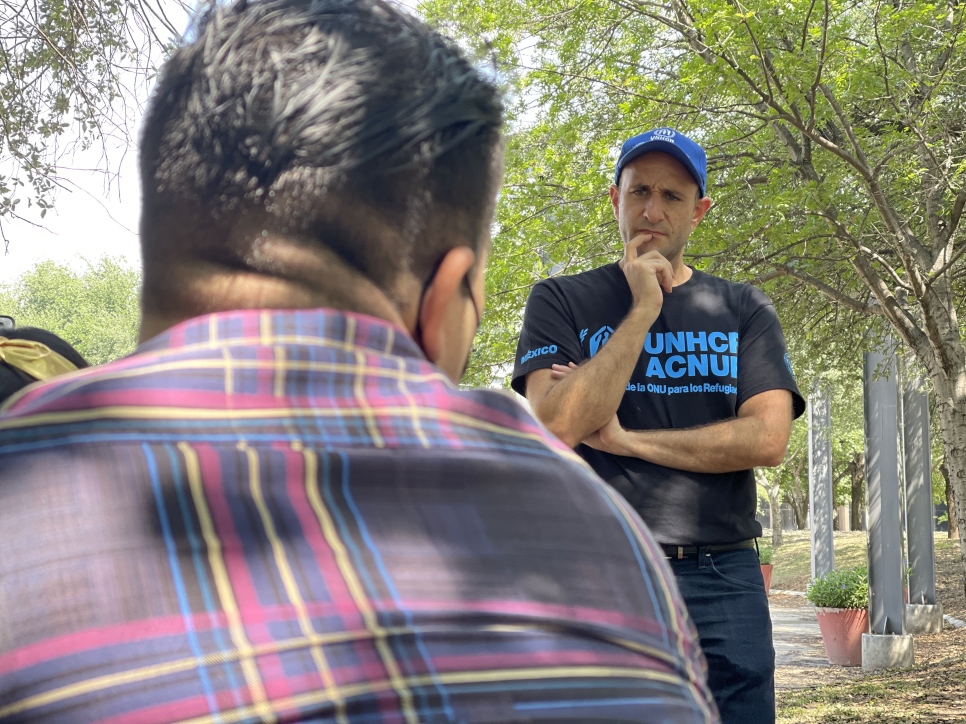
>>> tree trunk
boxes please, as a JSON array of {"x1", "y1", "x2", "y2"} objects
[
  {"x1": 755, "y1": 468, "x2": 784, "y2": 548},
  {"x1": 785, "y1": 456, "x2": 808, "y2": 531},
  {"x1": 849, "y1": 452, "x2": 864, "y2": 532},
  {"x1": 929, "y1": 373, "x2": 966, "y2": 596},
  {"x1": 769, "y1": 487, "x2": 783, "y2": 548},
  {"x1": 940, "y1": 458, "x2": 960, "y2": 540},
  {"x1": 789, "y1": 497, "x2": 806, "y2": 531}
]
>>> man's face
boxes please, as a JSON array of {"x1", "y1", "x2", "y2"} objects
[{"x1": 609, "y1": 151, "x2": 710, "y2": 264}]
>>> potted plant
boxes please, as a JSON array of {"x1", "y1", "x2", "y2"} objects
[
  {"x1": 806, "y1": 566, "x2": 869, "y2": 666},
  {"x1": 758, "y1": 544, "x2": 774, "y2": 594}
]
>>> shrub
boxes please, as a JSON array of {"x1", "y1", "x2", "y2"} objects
[
  {"x1": 806, "y1": 566, "x2": 868, "y2": 609},
  {"x1": 758, "y1": 544, "x2": 773, "y2": 565},
  {"x1": 0, "y1": 258, "x2": 140, "y2": 365}
]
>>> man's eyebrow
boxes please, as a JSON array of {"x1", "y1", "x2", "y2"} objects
[{"x1": 628, "y1": 181, "x2": 685, "y2": 195}]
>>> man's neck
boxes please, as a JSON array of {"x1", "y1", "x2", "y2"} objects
[
  {"x1": 138, "y1": 237, "x2": 417, "y2": 343},
  {"x1": 671, "y1": 260, "x2": 693, "y2": 287}
]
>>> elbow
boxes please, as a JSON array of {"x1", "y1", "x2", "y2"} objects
[
  {"x1": 544, "y1": 417, "x2": 581, "y2": 449},
  {"x1": 761, "y1": 452, "x2": 786, "y2": 468},
  {"x1": 530, "y1": 404, "x2": 581, "y2": 449},
  {"x1": 760, "y1": 440, "x2": 789, "y2": 468}
]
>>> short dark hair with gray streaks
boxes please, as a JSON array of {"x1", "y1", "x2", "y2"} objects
[{"x1": 139, "y1": 0, "x2": 503, "y2": 291}]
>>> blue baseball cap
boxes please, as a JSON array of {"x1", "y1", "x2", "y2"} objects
[{"x1": 614, "y1": 128, "x2": 707, "y2": 197}]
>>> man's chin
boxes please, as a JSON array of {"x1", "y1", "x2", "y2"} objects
[
  {"x1": 641, "y1": 241, "x2": 680, "y2": 261},
  {"x1": 654, "y1": 241, "x2": 686, "y2": 263},
  {"x1": 621, "y1": 235, "x2": 684, "y2": 264}
]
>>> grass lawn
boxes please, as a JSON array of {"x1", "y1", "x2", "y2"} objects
[
  {"x1": 767, "y1": 530, "x2": 966, "y2": 723},
  {"x1": 767, "y1": 529, "x2": 965, "y2": 619},
  {"x1": 778, "y1": 657, "x2": 966, "y2": 724},
  {"x1": 768, "y1": 530, "x2": 869, "y2": 592}
]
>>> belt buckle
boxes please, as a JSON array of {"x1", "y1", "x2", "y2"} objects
[{"x1": 677, "y1": 546, "x2": 685, "y2": 560}]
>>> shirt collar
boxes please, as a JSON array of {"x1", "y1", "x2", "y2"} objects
[{"x1": 136, "y1": 308, "x2": 426, "y2": 360}]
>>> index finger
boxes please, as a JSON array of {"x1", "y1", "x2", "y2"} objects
[
  {"x1": 655, "y1": 257, "x2": 674, "y2": 293},
  {"x1": 624, "y1": 233, "x2": 653, "y2": 260}
]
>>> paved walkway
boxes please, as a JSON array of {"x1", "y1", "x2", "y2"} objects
[
  {"x1": 770, "y1": 593, "x2": 966, "y2": 690},
  {"x1": 771, "y1": 603, "x2": 827, "y2": 668},
  {"x1": 769, "y1": 598, "x2": 867, "y2": 689}
]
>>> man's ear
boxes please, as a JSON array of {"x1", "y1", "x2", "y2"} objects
[
  {"x1": 609, "y1": 183, "x2": 621, "y2": 220},
  {"x1": 417, "y1": 246, "x2": 476, "y2": 364},
  {"x1": 691, "y1": 196, "x2": 712, "y2": 230}
]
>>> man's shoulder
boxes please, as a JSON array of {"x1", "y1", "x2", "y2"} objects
[
  {"x1": 450, "y1": 386, "x2": 596, "y2": 467},
  {"x1": 0, "y1": 353, "x2": 162, "y2": 456},
  {"x1": 557, "y1": 261, "x2": 622, "y2": 286},
  {"x1": 691, "y1": 268, "x2": 748, "y2": 292},
  {"x1": 1, "y1": 356, "x2": 138, "y2": 422},
  {"x1": 689, "y1": 269, "x2": 772, "y2": 309},
  {"x1": 533, "y1": 262, "x2": 622, "y2": 297},
  {"x1": 0, "y1": 341, "x2": 593, "y2": 482}
]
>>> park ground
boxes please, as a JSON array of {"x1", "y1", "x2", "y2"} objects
[{"x1": 771, "y1": 531, "x2": 965, "y2": 723}]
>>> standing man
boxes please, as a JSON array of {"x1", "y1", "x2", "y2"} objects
[
  {"x1": 0, "y1": 10, "x2": 717, "y2": 723},
  {"x1": 512, "y1": 128, "x2": 806, "y2": 723}
]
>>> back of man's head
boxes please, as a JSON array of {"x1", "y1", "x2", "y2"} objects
[{"x1": 139, "y1": 0, "x2": 503, "y2": 320}]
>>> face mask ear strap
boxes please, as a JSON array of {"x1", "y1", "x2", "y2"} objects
[
  {"x1": 462, "y1": 274, "x2": 481, "y2": 331},
  {"x1": 413, "y1": 255, "x2": 482, "y2": 378},
  {"x1": 456, "y1": 274, "x2": 482, "y2": 383},
  {"x1": 413, "y1": 256, "x2": 447, "y2": 354}
]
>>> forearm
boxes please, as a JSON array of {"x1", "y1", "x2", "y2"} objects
[
  {"x1": 531, "y1": 305, "x2": 656, "y2": 446},
  {"x1": 606, "y1": 416, "x2": 788, "y2": 474}
]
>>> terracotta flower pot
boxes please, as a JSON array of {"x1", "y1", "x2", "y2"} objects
[
  {"x1": 814, "y1": 607, "x2": 869, "y2": 666},
  {"x1": 760, "y1": 563, "x2": 773, "y2": 595}
]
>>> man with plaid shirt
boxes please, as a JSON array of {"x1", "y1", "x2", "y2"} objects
[{"x1": 0, "y1": 1, "x2": 716, "y2": 721}]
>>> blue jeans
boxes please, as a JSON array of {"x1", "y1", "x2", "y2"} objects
[{"x1": 668, "y1": 547, "x2": 774, "y2": 724}]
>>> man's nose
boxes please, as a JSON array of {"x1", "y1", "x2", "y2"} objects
[{"x1": 641, "y1": 197, "x2": 663, "y2": 222}]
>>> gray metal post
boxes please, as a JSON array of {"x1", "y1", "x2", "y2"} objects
[
  {"x1": 809, "y1": 384, "x2": 834, "y2": 579},
  {"x1": 903, "y1": 380, "x2": 936, "y2": 605},
  {"x1": 864, "y1": 349, "x2": 904, "y2": 635},
  {"x1": 902, "y1": 379, "x2": 944, "y2": 633}
]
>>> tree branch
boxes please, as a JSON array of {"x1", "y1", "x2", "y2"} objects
[
  {"x1": 945, "y1": 189, "x2": 966, "y2": 246},
  {"x1": 818, "y1": 83, "x2": 871, "y2": 170},
  {"x1": 928, "y1": 242, "x2": 966, "y2": 286},
  {"x1": 857, "y1": 246, "x2": 912, "y2": 291},
  {"x1": 756, "y1": 263, "x2": 880, "y2": 315}
]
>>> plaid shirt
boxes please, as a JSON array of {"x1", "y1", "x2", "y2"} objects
[{"x1": 0, "y1": 309, "x2": 716, "y2": 723}]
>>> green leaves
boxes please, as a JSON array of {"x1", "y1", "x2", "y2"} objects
[
  {"x1": 806, "y1": 566, "x2": 869, "y2": 609},
  {"x1": 423, "y1": 0, "x2": 966, "y2": 395},
  {"x1": 0, "y1": 1, "x2": 176, "y2": 247},
  {"x1": 0, "y1": 258, "x2": 141, "y2": 365}
]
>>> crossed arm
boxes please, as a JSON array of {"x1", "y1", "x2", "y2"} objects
[
  {"x1": 524, "y1": 241, "x2": 794, "y2": 472},
  {"x1": 582, "y1": 387, "x2": 793, "y2": 473},
  {"x1": 525, "y1": 305, "x2": 658, "y2": 448},
  {"x1": 526, "y1": 365, "x2": 794, "y2": 474}
]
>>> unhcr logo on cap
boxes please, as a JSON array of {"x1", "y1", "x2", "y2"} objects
[{"x1": 614, "y1": 127, "x2": 708, "y2": 196}]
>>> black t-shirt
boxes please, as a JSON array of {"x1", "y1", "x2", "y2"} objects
[{"x1": 511, "y1": 263, "x2": 806, "y2": 546}]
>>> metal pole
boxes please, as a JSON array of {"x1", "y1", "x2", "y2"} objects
[
  {"x1": 809, "y1": 383, "x2": 834, "y2": 579},
  {"x1": 903, "y1": 379, "x2": 937, "y2": 606},
  {"x1": 864, "y1": 348, "x2": 905, "y2": 635}
]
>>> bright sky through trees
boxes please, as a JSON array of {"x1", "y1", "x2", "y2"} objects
[
  {"x1": 0, "y1": 0, "x2": 191, "y2": 283},
  {"x1": 0, "y1": 140, "x2": 140, "y2": 283}
]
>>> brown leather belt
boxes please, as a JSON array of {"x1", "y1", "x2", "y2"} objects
[{"x1": 661, "y1": 539, "x2": 756, "y2": 560}]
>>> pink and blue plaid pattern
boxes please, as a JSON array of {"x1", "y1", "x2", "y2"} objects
[{"x1": 0, "y1": 308, "x2": 716, "y2": 723}]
